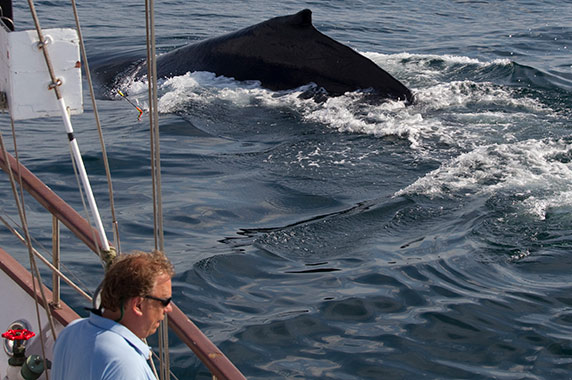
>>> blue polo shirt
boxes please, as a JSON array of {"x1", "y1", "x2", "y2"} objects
[{"x1": 52, "y1": 313, "x2": 156, "y2": 380}]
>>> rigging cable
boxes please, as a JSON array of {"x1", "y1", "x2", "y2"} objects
[
  {"x1": 145, "y1": 0, "x2": 169, "y2": 378},
  {"x1": 0, "y1": 214, "x2": 92, "y2": 301},
  {"x1": 0, "y1": 126, "x2": 56, "y2": 380},
  {"x1": 145, "y1": 0, "x2": 164, "y2": 253},
  {"x1": 69, "y1": 0, "x2": 122, "y2": 257},
  {"x1": 26, "y1": 0, "x2": 111, "y2": 259}
]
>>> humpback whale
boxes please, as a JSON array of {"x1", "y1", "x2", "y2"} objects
[{"x1": 98, "y1": 9, "x2": 413, "y2": 103}]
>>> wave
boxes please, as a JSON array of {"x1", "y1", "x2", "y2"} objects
[
  {"x1": 120, "y1": 53, "x2": 569, "y2": 204},
  {"x1": 116, "y1": 54, "x2": 561, "y2": 151},
  {"x1": 395, "y1": 138, "x2": 572, "y2": 219},
  {"x1": 365, "y1": 52, "x2": 571, "y2": 91}
]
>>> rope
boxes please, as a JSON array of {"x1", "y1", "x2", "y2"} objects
[
  {"x1": 145, "y1": 0, "x2": 165, "y2": 253},
  {"x1": 19, "y1": 3, "x2": 104, "y2": 267},
  {"x1": 148, "y1": 345, "x2": 182, "y2": 380},
  {"x1": 145, "y1": 0, "x2": 169, "y2": 378},
  {"x1": 27, "y1": 0, "x2": 111, "y2": 256},
  {"x1": 0, "y1": 124, "x2": 56, "y2": 380},
  {"x1": 0, "y1": 205, "x2": 98, "y2": 301},
  {"x1": 8, "y1": 121, "x2": 59, "y2": 338},
  {"x1": 0, "y1": 214, "x2": 92, "y2": 301},
  {"x1": 18, "y1": 6, "x2": 113, "y2": 379},
  {"x1": 9, "y1": 1, "x2": 173, "y2": 378},
  {"x1": 69, "y1": 0, "x2": 122, "y2": 255},
  {"x1": 25, "y1": 0, "x2": 62, "y2": 99}
]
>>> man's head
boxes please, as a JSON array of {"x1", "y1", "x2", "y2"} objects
[{"x1": 100, "y1": 250, "x2": 175, "y2": 338}]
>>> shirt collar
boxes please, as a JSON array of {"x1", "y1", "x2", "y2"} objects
[{"x1": 88, "y1": 312, "x2": 151, "y2": 357}]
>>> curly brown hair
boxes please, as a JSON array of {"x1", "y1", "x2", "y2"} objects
[{"x1": 100, "y1": 250, "x2": 175, "y2": 311}]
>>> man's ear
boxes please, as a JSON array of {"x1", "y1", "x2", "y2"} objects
[{"x1": 128, "y1": 296, "x2": 144, "y2": 317}]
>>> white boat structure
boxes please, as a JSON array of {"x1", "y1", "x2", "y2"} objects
[{"x1": 0, "y1": 1, "x2": 246, "y2": 379}]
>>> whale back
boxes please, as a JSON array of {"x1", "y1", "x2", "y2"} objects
[{"x1": 154, "y1": 9, "x2": 412, "y2": 102}]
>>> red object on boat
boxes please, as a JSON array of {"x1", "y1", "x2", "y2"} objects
[{"x1": 1, "y1": 329, "x2": 36, "y2": 341}]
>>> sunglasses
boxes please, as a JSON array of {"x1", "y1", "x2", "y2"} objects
[{"x1": 144, "y1": 295, "x2": 172, "y2": 307}]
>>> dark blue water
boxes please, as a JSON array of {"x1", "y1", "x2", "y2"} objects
[{"x1": 3, "y1": 1, "x2": 572, "y2": 379}]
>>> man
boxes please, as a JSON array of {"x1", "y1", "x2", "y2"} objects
[{"x1": 52, "y1": 250, "x2": 174, "y2": 380}]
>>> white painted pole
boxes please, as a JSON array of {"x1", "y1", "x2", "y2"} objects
[
  {"x1": 57, "y1": 97, "x2": 110, "y2": 252},
  {"x1": 24, "y1": 0, "x2": 111, "y2": 254}
]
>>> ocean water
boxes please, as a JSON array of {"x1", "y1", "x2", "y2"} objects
[{"x1": 2, "y1": 0, "x2": 572, "y2": 379}]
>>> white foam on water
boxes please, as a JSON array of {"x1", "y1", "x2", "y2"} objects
[
  {"x1": 124, "y1": 71, "x2": 268, "y2": 114},
  {"x1": 123, "y1": 53, "x2": 552, "y2": 154},
  {"x1": 363, "y1": 52, "x2": 513, "y2": 86},
  {"x1": 364, "y1": 52, "x2": 512, "y2": 69},
  {"x1": 290, "y1": 79, "x2": 553, "y2": 153},
  {"x1": 120, "y1": 52, "x2": 571, "y2": 222},
  {"x1": 416, "y1": 80, "x2": 548, "y2": 112},
  {"x1": 121, "y1": 63, "x2": 557, "y2": 176},
  {"x1": 395, "y1": 138, "x2": 572, "y2": 218},
  {"x1": 123, "y1": 54, "x2": 563, "y2": 213}
]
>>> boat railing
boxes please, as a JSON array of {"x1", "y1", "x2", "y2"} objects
[{"x1": 0, "y1": 150, "x2": 246, "y2": 380}]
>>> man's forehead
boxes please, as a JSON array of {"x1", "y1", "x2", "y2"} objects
[{"x1": 152, "y1": 272, "x2": 172, "y2": 288}]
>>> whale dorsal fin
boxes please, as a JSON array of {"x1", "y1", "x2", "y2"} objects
[{"x1": 290, "y1": 9, "x2": 312, "y2": 27}]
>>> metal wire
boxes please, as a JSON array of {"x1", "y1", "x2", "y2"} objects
[
  {"x1": 1, "y1": 121, "x2": 55, "y2": 380},
  {"x1": 0, "y1": 214, "x2": 92, "y2": 301},
  {"x1": 27, "y1": 0, "x2": 111, "y2": 256},
  {"x1": 144, "y1": 0, "x2": 169, "y2": 378},
  {"x1": 69, "y1": 0, "x2": 122, "y2": 255}
]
